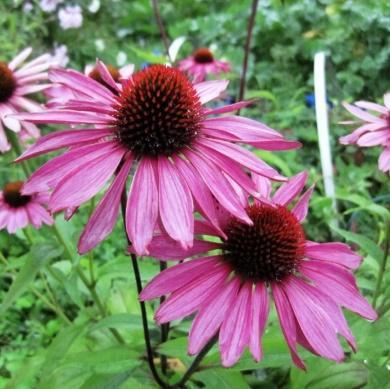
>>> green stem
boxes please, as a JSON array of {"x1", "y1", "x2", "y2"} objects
[
  {"x1": 7, "y1": 130, "x2": 32, "y2": 176},
  {"x1": 373, "y1": 220, "x2": 390, "y2": 308},
  {"x1": 39, "y1": 270, "x2": 72, "y2": 324},
  {"x1": 31, "y1": 286, "x2": 72, "y2": 324},
  {"x1": 22, "y1": 227, "x2": 34, "y2": 245}
]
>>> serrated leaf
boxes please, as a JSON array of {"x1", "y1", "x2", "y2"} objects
[{"x1": 0, "y1": 242, "x2": 63, "y2": 314}]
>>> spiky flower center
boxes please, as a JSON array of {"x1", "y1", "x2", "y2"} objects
[
  {"x1": 113, "y1": 65, "x2": 203, "y2": 157},
  {"x1": 3, "y1": 181, "x2": 31, "y2": 208},
  {"x1": 88, "y1": 65, "x2": 120, "y2": 92},
  {"x1": 221, "y1": 204, "x2": 305, "y2": 283},
  {"x1": 0, "y1": 62, "x2": 16, "y2": 103},
  {"x1": 193, "y1": 48, "x2": 214, "y2": 64}
]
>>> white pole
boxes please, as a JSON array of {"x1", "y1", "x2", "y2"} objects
[{"x1": 314, "y1": 52, "x2": 338, "y2": 218}]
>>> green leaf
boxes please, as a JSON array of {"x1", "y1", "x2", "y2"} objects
[
  {"x1": 0, "y1": 242, "x2": 63, "y2": 314},
  {"x1": 158, "y1": 337, "x2": 188, "y2": 359},
  {"x1": 331, "y1": 226, "x2": 383, "y2": 263},
  {"x1": 255, "y1": 150, "x2": 293, "y2": 176},
  {"x1": 39, "y1": 323, "x2": 88, "y2": 380},
  {"x1": 292, "y1": 361, "x2": 368, "y2": 389},
  {"x1": 58, "y1": 346, "x2": 140, "y2": 375},
  {"x1": 194, "y1": 369, "x2": 249, "y2": 389},
  {"x1": 90, "y1": 313, "x2": 143, "y2": 332},
  {"x1": 40, "y1": 346, "x2": 141, "y2": 389},
  {"x1": 79, "y1": 371, "x2": 134, "y2": 389}
]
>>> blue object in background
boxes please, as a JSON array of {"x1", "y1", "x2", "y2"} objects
[{"x1": 305, "y1": 93, "x2": 334, "y2": 109}]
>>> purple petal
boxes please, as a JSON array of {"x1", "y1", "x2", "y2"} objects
[
  {"x1": 78, "y1": 155, "x2": 133, "y2": 254},
  {"x1": 292, "y1": 185, "x2": 314, "y2": 222},
  {"x1": 273, "y1": 171, "x2": 308, "y2": 206},
  {"x1": 127, "y1": 158, "x2": 158, "y2": 255},
  {"x1": 188, "y1": 277, "x2": 240, "y2": 355},
  {"x1": 140, "y1": 256, "x2": 221, "y2": 300},
  {"x1": 49, "y1": 146, "x2": 125, "y2": 211},
  {"x1": 158, "y1": 157, "x2": 194, "y2": 249}
]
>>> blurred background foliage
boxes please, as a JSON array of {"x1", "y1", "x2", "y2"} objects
[{"x1": 0, "y1": 0, "x2": 389, "y2": 388}]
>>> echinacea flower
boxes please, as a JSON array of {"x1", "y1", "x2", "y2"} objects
[
  {"x1": 0, "y1": 47, "x2": 52, "y2": 152},
  {"x1": 139, "y1": 171, "x2": 377, "y2": 368},
  {"x1": 0, "y1": 181, "x2": 53, "y2": 233},
  {"x1": 179, "y1": 48, "x2": 231, "y2": 83},
  {"x1": 14, "y1": 62, "x2": 299, "y2": 255},
  {"x1": 340, "y1": 94, "x2": 390, "y2": 173},
  {"x1": 45, "y1": 62, "x2": 134, "y2": 107}
]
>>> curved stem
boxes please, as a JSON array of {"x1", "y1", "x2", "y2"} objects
[
  {"x1": 151, "y1": 0, "x2": 171, "y2": 62},
  {"x1": 373, "y1": 220, "x2": 390, "y2": 308},
  {"x1": 120, "y1": 190, "x2": 168, "y2": 388},
  {"x1": 237, "y1": 0, "x2": 259, "y2": 112},
  {"x1": 171, "y1": 336, "x2": 218, "y2": 388}
]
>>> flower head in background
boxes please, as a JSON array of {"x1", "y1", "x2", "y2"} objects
[
  {"x1": 14, "y1": 62, "x2": 299, "y2": 255},
  {"x1": 39, "y1": 0, "x2": 63, "y2": 13},
  {"x1": 45, "y1": 62, "x2": 134, "y2": 106},
  {"x1": 58, "y1": 5, "x2": 83, "y2": 30},
  {"x1": 140, "y1": 172, "x2": 376, "y2": 368},
  {"x1": 0, "y1": 47, "x2": 52, "y2": 153},
  {"x1": 0, "y1": 181, "x2": 53, "y2": 233},
  {"x1": 340, "y1": 94, "x2": 390, "y2": 173},
  {"x1": 179, "y1": 48, "x2": 231, "y2": 83}
]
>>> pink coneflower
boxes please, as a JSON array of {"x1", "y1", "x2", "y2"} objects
[
  {"x1": 139, "y1": 171, "x2": 377, "y2": 368},
  {"x1": 340, "y1": 94, "x2": 390, "y2": 173},
  {"x1": 0, "y1": 47, "x2": 52, "y2": 153},
  {"x1": 14, "y1": 62, "x2": 299, "y2": 255},
  {"x1": 0, "y1": 181, "x2": 53, "y2": 233},
  {"x1": 179, "y1": 48, "x2": 231, "y2": 83},
  {"x1": 45, "y1": 62, "x2": 134, "y2": 107}
]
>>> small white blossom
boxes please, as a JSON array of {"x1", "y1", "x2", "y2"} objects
[
  {"x1": 51, "y1": 44, "x2": 69, "y2": 67},
  {"x1": 39, "y1": 0, "x2": 62, "y2": 13},
  {"x1": 22, "y1": 2, "x2": 33, "y2": 13},
  {"x1": 58, "y1": 5, "x2": 83, "y2": 30},
  {"x1": 95, "y1": 39, "x2": 105, "y2": 51},
  {"x1": 116, "y1": 51, "x2": 127, "y2": 67},
  {"x1": 88, "y1": 0, "x2": 100, "y2": 13}
]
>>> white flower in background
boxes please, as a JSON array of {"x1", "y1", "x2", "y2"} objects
[
  {"x1": 22, "y1": 2, "x2": 33, "y2": 13},
  {"x1": 116, "y1": 51, "x2": 127, "y2": 66},
  {"x1": 39, "y1": 0, "x2": 63, "y2": 13},
  {"x1": 58, "y1": 5, "x2": 83, "y2": 30},
  {"x1": 88, "y1": 0, "x2": 100, "y2": 13},
  {"x1": 95, "y1": 39, "x2": 105, "y2": 51},
  {"x1": 51, "y1": 44, "x2": 69, "y2": 67}
]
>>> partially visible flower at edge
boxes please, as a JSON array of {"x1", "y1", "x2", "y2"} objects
[
  {"x1": 179, "y1": 47, "x2": 231, "y2": 83},
  {"x1": 340, "y1": 93, "x2": 390, "y2": 173},
  {"x1": 0, "y1": 47, "x2": 52, "y2": 153},
  {"x1": 0, "y1": 181, "x2": 53, "y2": 233},
  {"x1": 139, "y1": 171, "x2": 377, "y2": 368},
  {"x1": 11, "y1": 61, "x2": 299, "y2": 256},
  {"x1": 58, "y1": 5, "x2": 83, "y2": 30}
]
